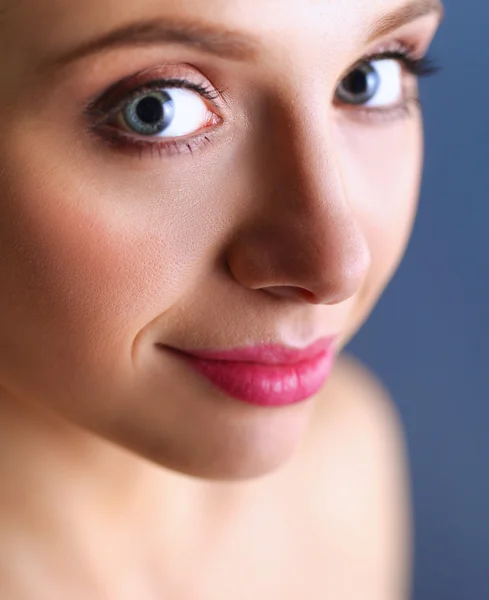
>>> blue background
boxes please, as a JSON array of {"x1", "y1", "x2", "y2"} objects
[{"x1": 348, "y1": 1, "x2": 489, "y2": 598}]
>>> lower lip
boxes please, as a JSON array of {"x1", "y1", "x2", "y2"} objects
[{"x1": 163, "y1": 347, "x2": 335, "y2": 407}]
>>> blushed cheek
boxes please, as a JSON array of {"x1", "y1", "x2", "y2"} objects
[
  {"x1": 0, "y1": 108, "x2": 246, "y2": 399},
  {"x1": 0, "y1": 159, "x2": 195, "y2": 394}
]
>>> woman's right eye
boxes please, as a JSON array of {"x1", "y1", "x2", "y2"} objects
[{"x1": 115, "y1": 87, "x2": 218, "y2": 138}]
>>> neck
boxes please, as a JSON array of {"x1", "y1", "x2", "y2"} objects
[{"x1": 0, "y1": 389, "x2": 253, "y2": 574}]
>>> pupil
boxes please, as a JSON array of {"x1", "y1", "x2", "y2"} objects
[
  {"x1": 346, "y1": 69, "x2": 368, "y2": 95},
  {"x1": 136, "y1": 97, "x2": 164, "y2": 124}
]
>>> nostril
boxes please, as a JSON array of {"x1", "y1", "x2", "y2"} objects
[
  {"x1": 300, "y1": 289, "x2": 320, "y2": 303},
  {"x1": 264, "y1": 286, "x2": 319, "y2": 303}
]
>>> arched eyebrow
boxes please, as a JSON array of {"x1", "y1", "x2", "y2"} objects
[
  {"x1": 41, "y1": 17, "x2": 261, "y2": 73},
  {"x1": 366, "y1": 0, "x2": 443, "y2": 43},
  {"x1": 40, "y1": 0, "x2": 443, "y2": 74}
]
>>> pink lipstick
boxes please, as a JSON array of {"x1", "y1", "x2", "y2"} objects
[{"x1": 160, "y1": 337, "x2": 336, "y2": 407}]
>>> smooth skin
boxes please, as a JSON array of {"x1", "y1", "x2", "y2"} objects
[{"x1": 0, "y1": 0, "x2": 441, "y2": 598}]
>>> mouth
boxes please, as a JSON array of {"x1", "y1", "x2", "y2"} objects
[{"x1": 156, "y1": 337, "x2": 337, "y2": 407}]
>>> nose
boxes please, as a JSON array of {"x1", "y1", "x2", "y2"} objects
[{"x1": 225, "y1": 97, "x2": 371, "y2": 306}]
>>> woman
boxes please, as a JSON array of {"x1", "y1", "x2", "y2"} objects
[{"x1": 0, "y1": 0, "x2": 442, "y2": 597}]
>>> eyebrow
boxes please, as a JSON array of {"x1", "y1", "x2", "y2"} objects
[
  {"x1": 42, "y1": 0, "x2": 443, "y2": 73},
  {"x1": 366, "y1": 0, "x2": 444, "y2": 43},
  {"x1": 44, "y1": 17, "x2": 261, "y2": 72}
]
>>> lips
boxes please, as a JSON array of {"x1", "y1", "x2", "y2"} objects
[
  {"x1": 172, "y1": 337, "x2": 335, "y2": 365},
  {"x1": 158, "y1": 337, "x2": 337, "y2": 407}
]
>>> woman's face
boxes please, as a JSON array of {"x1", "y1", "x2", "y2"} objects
[{"x1": 0, "y1": 0, "x2": 440, "y2": 479}]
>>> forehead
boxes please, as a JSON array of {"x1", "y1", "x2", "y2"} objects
[{"x1": 0, "y1": 0, "x2": 422, "y2": 47}]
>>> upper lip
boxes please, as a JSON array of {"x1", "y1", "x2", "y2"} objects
[{"x1": 162, "y1": 336, "x2": 337, "y2": 365}]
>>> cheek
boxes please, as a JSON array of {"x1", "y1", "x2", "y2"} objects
[
  {"x1": 364, "y1": 129, "x2": 421, "y2": 278},
  {"x1": 0, "y1": 133, "x2": 221, "y2": 398},
  {"x1": 338, "y1": 117, "x2": 423, "y2": 331}
]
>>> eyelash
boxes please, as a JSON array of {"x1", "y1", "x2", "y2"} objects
[
  {"x1": 365, "y1": 44, "x2": 439, "y2": 77},
  {"x1": 84, "y1": 44, "x2": 439, "y2": 160},
  {"x1": 344, "y1": 43, "x2": 439, "y2": 122},
  {"x1": 84, "y1": 78, "x2": 227, "y2": 159}
]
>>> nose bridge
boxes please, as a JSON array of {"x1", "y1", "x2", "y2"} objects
[
  {"x1": 262, "y1": 78, "x2": 348, "y2": 219},
  {"x1": 226, "y1": 82, "x2": 371, "y2": 305},
  {"x1": 269, "y1": 86, "x2": 367, "y2": 251}
]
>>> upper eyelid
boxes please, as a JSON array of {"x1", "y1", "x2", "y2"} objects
[
  {"x1": 335, "y1": 46, "x2": 423, "y2": 84},
  {"x1": 83, "y1": 56, "x2": 424, "y2": 158},
  {"x1": 84, "y1": 77, "x2": 226, "y2": 123},
  {"x1": 90, "y1": 44, "x2": 422, "y2": 104}
]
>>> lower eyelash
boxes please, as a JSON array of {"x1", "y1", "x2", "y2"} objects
[
  {"x1": 83, "y1": 76, "x2": 226, "y2": 159},
  {"x1": 342, "y1": 95, "x2": 422, "y2": 124},
  {"x1": 86, "y1": 43, "x2": 435, "y2": 158},
  {"x1": 87, "y1": 124, "x2": 215, "y2": 159}
]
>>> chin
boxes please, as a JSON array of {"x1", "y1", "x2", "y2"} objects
[
  {"x1": 115, "y1": 406, "x2": 312, "y2": 482},
  {"x1": 150, "y1": 447, "x2": 297, "y2": 482}
]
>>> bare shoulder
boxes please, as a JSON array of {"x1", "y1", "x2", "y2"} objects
[{"x1": 296, "y1": 353, "x2": 413, "y2": 599}]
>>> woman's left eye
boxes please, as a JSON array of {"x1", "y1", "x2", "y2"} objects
[
  {"x1": 112, "y1": 86, "x2": 218, "y2": 139},
  {"x1": 335, "y1": 59, "x2": 403, "y2": 108}
]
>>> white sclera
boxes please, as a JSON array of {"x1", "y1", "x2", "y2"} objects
[
  {"x1": 365, "y1": 60, "x2": 403, "y2": 107},
  {"x1": 155, "y1": 88, "x2": 209, "y2": 137}
]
